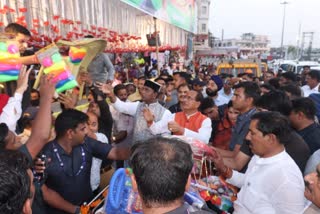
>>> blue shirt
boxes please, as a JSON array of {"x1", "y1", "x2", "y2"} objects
[
  {"x1": 42, "y1": 137, "x2": 112, "y2": 213},
  {"x1": 297, "y1": 123, "x2": 320, "y2": 154},
  {"x1": 229, "y1": 108, "x2": 256, "y2": 151}
]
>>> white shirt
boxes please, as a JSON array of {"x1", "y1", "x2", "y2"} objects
[
  {"x1": 0, "y1": 92, "x2": 23, "y2": 132},
  {"x1": 301, "y1": 83, "x2": 320, "y2": 97},
  {"x1": 112, "y1": 98, "x2": 172, "y2": 136},
  {"x1": 218, "y1": 88, "x2": 234, "y2": 102},
  {"x1": 90, "y1": 133, "x2": 109, "y2": 191},
  {"x1": 147, "y1": 111, "x2": 212, "y2": 144},
  {"x1": 214, "y1": 95, "x2": 229, "y2": 106},
  {"x1": 110, "y1": 104, "x2": 134, "y2": 146},
  {"x1": 227, "y1": 150, "x2": 305, "y2": 214}
]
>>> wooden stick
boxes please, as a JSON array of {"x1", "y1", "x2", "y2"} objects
[{"x1": 33, "y1": 66, "x2": 44, "y2": 89}]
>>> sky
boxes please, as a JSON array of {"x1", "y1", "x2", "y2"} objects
[{"x1": 209, "y1": 0, "x2": 320, "y2": 48}]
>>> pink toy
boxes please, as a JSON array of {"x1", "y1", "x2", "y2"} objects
[
  {"x1": 7, "y1": 44, "x2": 19, "y2": 54},
  {"x1": 0, "y1": 64, "x2": 21, "y2": 71},
  {"x1": 42, "y1": 57, "x2": 53, "y2": 67}
]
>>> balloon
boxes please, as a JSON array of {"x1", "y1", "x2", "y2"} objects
[
  {"x1": 0, "y1": 42, "x2": 21, "y2": 82},
  {"x1": 69, "y1": 47, "x2": 86, "y2": 64},
  {"x1": 0, "y1": 58, "x2": 21, "y2": 65},
  {"x1": 38, "y1": 45, "x2": 77, "y2": 92},
  {"x1": 51, "y1": 53, "x2": 62, "y2": 63},
  {"x1": 0, "y1": 52, "x2": 19, "y2": 60},
  {"x1": 43, "y1": 61, "x2": 66, "y2": 74},
  {"x1": 0, "y1": 42, "x2": 7, "y2": 52},
  {"x1": 52, "y1": 71, "x2": 70, "y2": 82},
  {"x1": 0, "y1": 64, "x2": 21, "y2": 71},
  {"x1": 0, "y1": 74, "x2": 19, "y2": 82},
  {"x1": 42, "y1": 57, "x2": 53, "y2": 67},
  {"x1": 55, "y1": 76, "x2": 74, "y2": 88},
  {"x1": 7, "y1": 44, "x2": 19, "y2": 54},
  {"x1": 0, "y1": 70, "x2": 19, "y2": 76},
  {"x1": 56, "y1": 79, "x2": 78, "y2": 93}
]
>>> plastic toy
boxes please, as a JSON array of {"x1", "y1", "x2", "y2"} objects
[
  {"x1": 69, "y1": 47, "x2": 87, "y2": 64},
  {"x1": 36, "y1": 44, "x2": 78, "y2": 93},
  {"x1": 105, "y1": 168, "x2": 142, "y2": 214},
  {"x1": 0, "y1": 41, "x2": 21, "y2": 82}
]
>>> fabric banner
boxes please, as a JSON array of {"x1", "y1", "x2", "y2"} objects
[{"x1": 121, "y1": 0, "x2": 196, "y2": 33}]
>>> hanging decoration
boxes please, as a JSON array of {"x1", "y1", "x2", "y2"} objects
[{"x1": 0, "y1": 0, "x2": 188, "y2": 54}]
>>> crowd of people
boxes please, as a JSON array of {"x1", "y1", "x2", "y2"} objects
[{"x1": 1, "y1": 23, "x2": 320, "y2": 214}]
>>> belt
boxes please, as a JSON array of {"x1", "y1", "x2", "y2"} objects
[{"x1": 100, "y1": 165, "x2": 112, "y2": 174}]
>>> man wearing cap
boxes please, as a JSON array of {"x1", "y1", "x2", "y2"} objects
[
  {"x1": 98, "y1": 80, "x2": 172, "y2": 143},
  {"x1": 206, "y1": 75, "x2": 229, "y2": 106}
]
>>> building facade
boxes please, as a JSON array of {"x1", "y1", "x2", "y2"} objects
[
  {"x1": 213, "y1": 33, "x2": 270, "y2": 56},
  {"x1": 194, "y1": 0, "x2": 211, "y2": 51}
]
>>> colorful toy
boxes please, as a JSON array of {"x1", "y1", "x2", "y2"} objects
[
  {"x1": 68, "y1": 47, "x2": 87, "y2": 65},
  {"x1": 106, "y1": 168, "x2": 142, "y2": 214},
  {"x1": 0, "y1": 41, "x2": 22, "y2": 82},
  {"x1": 192, "y1": 176, "x2": 237, "y2": 213},
  {"x1": 36, "y1": 44, "x2": 78, "y2": 93}
]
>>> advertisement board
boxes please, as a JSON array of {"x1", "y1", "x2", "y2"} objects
[{"x1": 121, "y1": 0, "x2": 196, "y2": 33}]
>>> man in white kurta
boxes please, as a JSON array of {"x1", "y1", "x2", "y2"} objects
[{"x1": 99, "y1": 80, "x2": 172, "y2": 144}]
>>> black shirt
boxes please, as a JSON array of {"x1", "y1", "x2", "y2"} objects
[
  {"x1": 18, "y1": 144, "x2": 33, "y2": 163},
  {"x1": 42, "y1": 137, "x2": 112, "y2": 213},
  {"x1": 19, "y1": 145, "x2": 47, "y2": 214},
  {"x1": 169, "y1": 102, "x2": 182, "y2": 113},
  {"x1": 297, "y1": 123, "x2": 320, "y2": 154},
  {"x1": 240, "y1": 131, "x2": 310, "y2": 173}
]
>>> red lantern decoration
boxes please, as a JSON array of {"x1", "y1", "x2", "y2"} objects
[
  {"x1": 0, "y1": 22, "x2": 4, "y2": 27},
  {"x1": 53, "y1": 15, "x2": 60, "y2": 20},
  {"x1": 44, "y1": 21, "x2": 49, "y2": 26},
  {"x1": 19, "y1": 8, "x2": 27, "y2": 13}
]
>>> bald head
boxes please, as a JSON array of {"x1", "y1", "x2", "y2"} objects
[{"x1": 86, "y1": 112, "x2": 98, "y2": 133}]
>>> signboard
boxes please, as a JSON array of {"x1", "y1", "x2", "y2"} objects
[{"x1": 121, "y1": 0, "x2": 196, "y2": 33}]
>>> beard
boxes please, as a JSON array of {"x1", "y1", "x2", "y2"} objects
[
  {"x1": 206, "y1": 88, "x2": 218, "y2": 97},
  {"x1": 30, "y1": 99, "x2": 40, "y2": 106}
]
